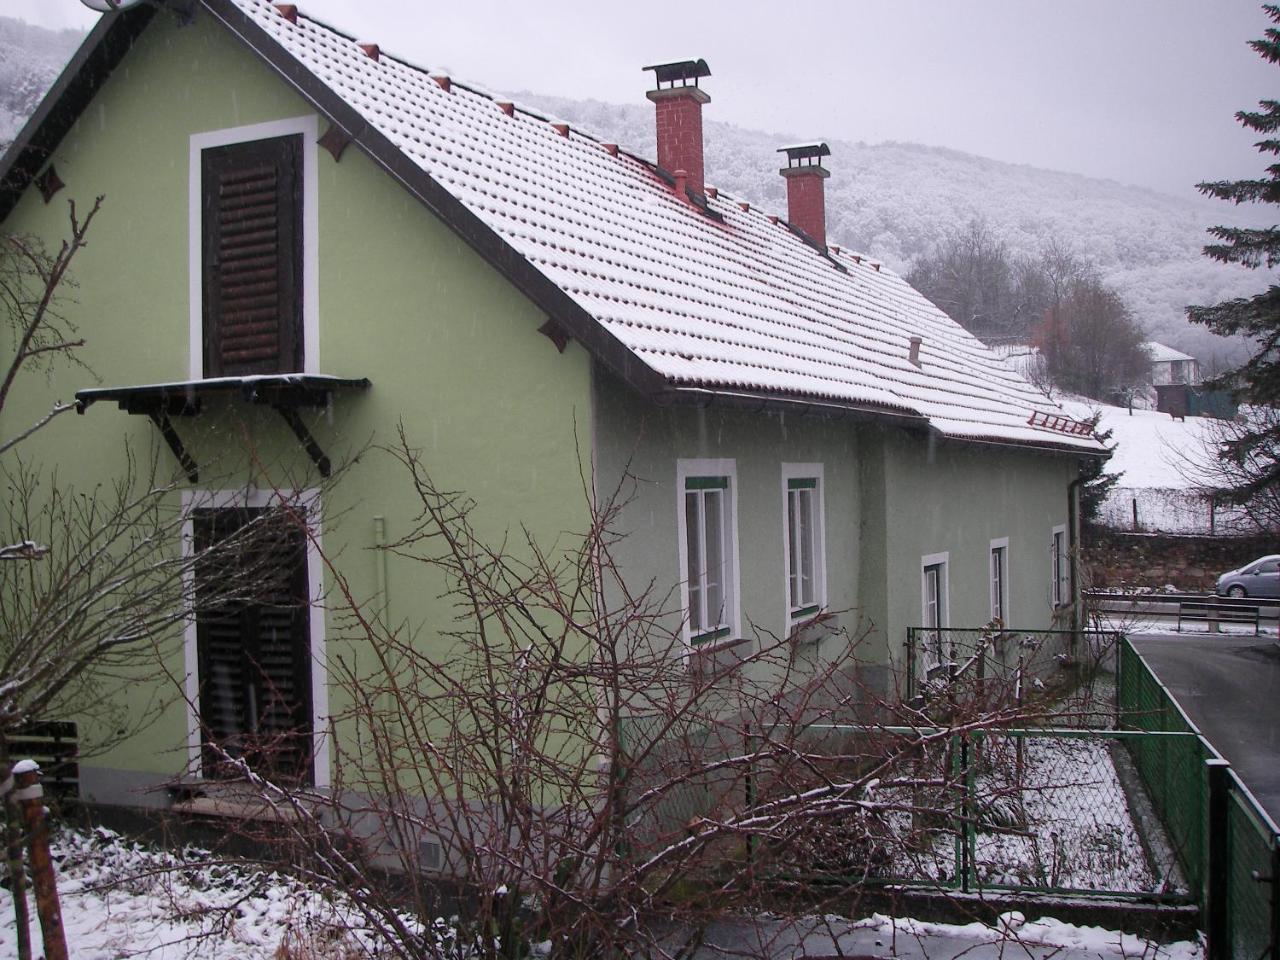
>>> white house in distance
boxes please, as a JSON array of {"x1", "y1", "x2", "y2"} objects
[{"x1": 1145, "y1": 342, "x2": 1199, "y2": 386}]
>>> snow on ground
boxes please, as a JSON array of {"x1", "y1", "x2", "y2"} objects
[
  {"x1": 4, "y1": 826, "x2": 1204, "y2": 959},
  {"x1": 854, "y1": 912, "x2": 1203, "y2": 959},
  {"x1": 1058, "y1": 399, "x2": 1215, "y2": 490},
  {"x1": 0, "y1": 826, "x2": 394, "y2": 960},
  {"x1": 884, "y1": 736, "x2": 1166, "y2": 894}
]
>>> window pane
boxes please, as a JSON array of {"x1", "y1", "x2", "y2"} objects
[
  {"x1": 787, "y1": 489, "x2": 799, "y2": 608},
  {"x1": 704, "y1": 489, "x2": 724, "y2": 628},
  {"x1": 685, "y1": 492, "x2": 702, "y2": 633},
  {"x1": 798, "y1": 488, "x2": 815, "y2": 605},
  {"x1": 924, "y1": 564, "x2": 942, "y2": 661},
  {"x1": 991, "y1": 547, "x2": 1004, "y2": 621}
]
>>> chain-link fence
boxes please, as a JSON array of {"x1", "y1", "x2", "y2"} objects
[
  {"x1": 766, "y1": 724, "x2": 1193, "y2": 899},
  {"x1": 905, "y1": 627, "x2": 1120, "y2": 726}
]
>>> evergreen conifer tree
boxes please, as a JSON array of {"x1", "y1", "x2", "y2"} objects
[{"x1": 1188, "y1": 4, "x2": 1280, "y2": 505}]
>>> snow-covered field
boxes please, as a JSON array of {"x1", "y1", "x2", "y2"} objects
[
  {"x1": 1058, "y1": 399, "x2": 1249, "y2": 535},
  {"x1": 2, "y1": 826, "x2": 1203, "y2": 960}
]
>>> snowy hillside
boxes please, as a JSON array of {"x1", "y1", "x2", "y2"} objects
[
  {"x1": 0, "y1": 17, "x2": 82, "y2": 153},
  {"x1": 515, "y1": 93, "x2": 1270, "y2": 367},
  {"x1": 0, "y1": 16, "x2": 1269, "y2": 368}
]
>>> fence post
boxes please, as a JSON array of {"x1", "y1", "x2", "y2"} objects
[
  {"x1": 965, "y1": 732, "x2": 980, "y2": 894},
  {"x1": 13, "y1": 762, "x2": 67, "y2": 960},
  {"x1": 950, "y1": 733, "x2": 964, "y2": 891},
  {"x1": 906, "y1": 630, "x2": 916, "y2": 700},
  {"x1": 1205, "y1": 758, "x2": 1230, "y2": 960},
  {"x1": 1267, "y1": 841, "x2": 1279, "y2": 960},
  {"x1": 1, "y1": 762, "x2": 32, "y2": 960},
  {"x1": 1113, "y1": 636, "x2": 1124, "y2": 730}
]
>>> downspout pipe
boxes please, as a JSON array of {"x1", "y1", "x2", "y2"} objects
[{"x1": 1067, "y1": 468, "x2": 1087, "y2": 635}]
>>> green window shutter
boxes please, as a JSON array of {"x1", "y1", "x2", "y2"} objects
[{"x1": 685, "y1": 475, "x2": 729, "y2": 491}]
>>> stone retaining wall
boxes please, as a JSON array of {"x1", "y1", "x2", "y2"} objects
[{"x1": 1084, "y1": 527, "x2": 1276, "y2": 592}]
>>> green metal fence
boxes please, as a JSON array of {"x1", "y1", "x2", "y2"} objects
[
  {"x1": 1117, "y1": 637, "x2": 1279, "y2": 960},
  {"x1": 782, "y1": 723, "x2": 1194, "y2": 900}
]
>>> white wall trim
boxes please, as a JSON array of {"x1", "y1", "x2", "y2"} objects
[
  {"x1": 675, "y1": 458, "x2": 741, "y2": 652},
  {"x1": 1050, "y1": 523, "x2": 1068, "y2": 607},
  {"x1": 179, "y1": 486, "x2": 330, "y2": 788},
  {"x1": 781, "y1": 462, "x2": 826, "y2": 628},
  {"x1": 189, "y1": 115, "x2": 320, "y2": 379},
  {"x1": 989, "y1": 535, "x2": 1010, "y2": 625},
  {"x1": 920, "y1": 550, "x2": 950, "y2": 629}
]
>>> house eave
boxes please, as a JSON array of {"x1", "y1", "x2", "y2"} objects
[
  {"x1": 196, "y1": 0, "x2": 671, "y2": 402},
  {"x1": 0, "y1": 0, "x2": 669, "y2": 405},
  {"x1": 656, "y1": 385, "x2": 930, "y2": 431},
  {"x1": 0, "y1": 7, "x2": 156, "y2": 222}
]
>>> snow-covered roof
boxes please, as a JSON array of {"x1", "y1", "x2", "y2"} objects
[
  {"x1": 1143, "y1": 342, "x2": 1196, "y2": 364},
  {"x1": 3, "y1": 0, "x2": 1104, "y2": 454}
]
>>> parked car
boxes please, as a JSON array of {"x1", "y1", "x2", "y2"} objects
[{"x1": 1215, "y1": 555, "x2": 1280, "y2": 598}]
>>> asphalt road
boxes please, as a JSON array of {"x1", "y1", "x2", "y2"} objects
[{"x1": 1131, "y1": 632, "x2": 1280, "y2": 825}]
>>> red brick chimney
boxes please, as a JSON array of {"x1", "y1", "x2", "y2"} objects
[
  {"x1": 778, "y1": 142, "x2": 831, "y2": 248},
  {"x1": 644, "y1": 59, "x2": 711, "y2": 198}
]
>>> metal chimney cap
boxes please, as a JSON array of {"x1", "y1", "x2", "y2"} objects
[
  {"x1": 642, "y1": 59, "x2": 711, "y2": 88},
  {"x1": 778, "y1": 142, "x2": 831, "y2": 166}
]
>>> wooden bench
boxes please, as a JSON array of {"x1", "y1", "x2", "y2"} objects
[{"x1": 1177, "y1": 599, "x2": 1261, "y2": 635}]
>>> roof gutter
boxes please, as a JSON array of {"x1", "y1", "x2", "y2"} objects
[
  {"x1": 924, "y1": 427, "x2": 1109, "y2": 460},
  {"x1": 657, "y1": 386, "x2": 929, "y2": 430}
]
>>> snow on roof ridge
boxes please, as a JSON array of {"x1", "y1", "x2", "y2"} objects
[{"x1": 234, "y1": 0, "x2": 1102, "y2": 453}]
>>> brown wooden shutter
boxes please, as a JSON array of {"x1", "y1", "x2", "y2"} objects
[
  {"x1": 201, "y1": 136, "x2": 303, "y2": 377},
  {"x1": 194, "y1": 509, "x2": 313, "y2": 783}
]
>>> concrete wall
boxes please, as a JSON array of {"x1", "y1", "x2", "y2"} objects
[
  {"x1": 593, "y1": 371, "x2": 1079, "y2": 692},
  {"x1": 1, "y1": 11, "x2": 593, "y2": 806},
  {"x1": 870, "y1": 431, "x2": 1078, "y2": 670},
  {"x1": 591, "y1": 372, "x2": 865, "y2": 663}
]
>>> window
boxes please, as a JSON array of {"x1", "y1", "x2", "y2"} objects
[
  {"x1": 677, "y1": 460, "x2": 739, "y2": 646},
  {"x1": 1051, "y1": 526, "x2": 1069, "y2": 607},
  {"x1": 990, "y1": 537, "x2": 1008, "y2": 625},
  {"x1": 921, "y1": 552, "x2": 949, "y2": 665},
  {"x1": 201, "y1": 135, "x2": 304, "y2": 377},
  {"x1": 193, "y1": 507, "x2": 313, "y2": 783},
  {"x1": 190, "y1": 117, "x2": 317, "y2": 379},
  {"x1": 783, "y1": 464, "x2": 826, "y2": 623}
]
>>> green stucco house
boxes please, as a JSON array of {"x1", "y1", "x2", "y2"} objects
[{"x1": 0, "y1": 0, "x2": 1102, "y2": 812}]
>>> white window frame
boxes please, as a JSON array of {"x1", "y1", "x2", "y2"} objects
[
  {"x1": 781, "y1": 463, "x2": 826, "y2": 628},
  {"x1": 989, "y1": 536, "x2": 1009, "y2": 626},
  {"x1": 676, "y1": 458, "x2": 741, "y2": 650},
  {"x1": 180, "y1": 487, "x2": 329, "y2": 788},
  {"x1": 189, "y1": 115, "x2": 320, "y2": 379},
  {"x1": 1051, "y1": 524, "x2": 1069, "y2": 607},
  {"x1": 920, "y1": 551, "x2": 949, "y2": 666}
]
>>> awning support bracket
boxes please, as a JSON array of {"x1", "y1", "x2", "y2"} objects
[
  {"x1": 272, "y1": 405, "x2": 331, "y2": 478},
  {"x1": 147, "y1": 411, "x2": 199, "y2": 483}
]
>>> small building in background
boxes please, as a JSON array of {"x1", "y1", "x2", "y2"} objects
[
  {"x1": 1154, "y1": 383, "x2": 1239, "y2": 420},
  {"x1": 1145, "y1": 341, "x2": 1199, "y2": 386}
]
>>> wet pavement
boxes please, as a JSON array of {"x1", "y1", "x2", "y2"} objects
[{"x1": 1131, "y1": 631, "x2": 1280, "y2": 826}]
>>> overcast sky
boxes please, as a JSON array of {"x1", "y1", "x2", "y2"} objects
[{"x1": 5, "y1": 0, "x2": 1276, "y2": 200}]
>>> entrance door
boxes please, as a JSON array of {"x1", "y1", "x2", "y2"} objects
[{"x1": 194, "y1": 508, "x2": 313, "y2": 783}]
